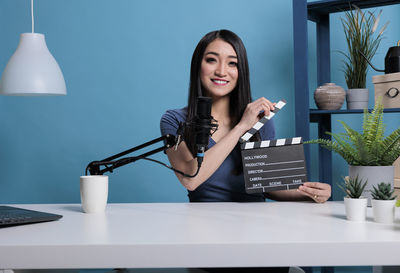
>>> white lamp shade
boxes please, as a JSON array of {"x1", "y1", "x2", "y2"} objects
[{"x1": 0, "y1": 33, "x2": 66, "y2": 96}]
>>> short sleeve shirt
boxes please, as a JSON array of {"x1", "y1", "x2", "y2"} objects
[{"x1": 160, "y1": 107, "x2": 276, "y2": 202}]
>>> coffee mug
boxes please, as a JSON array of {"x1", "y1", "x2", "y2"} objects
[{"x1": 80, "y1": 175, "x2": 108, "y2": 213}]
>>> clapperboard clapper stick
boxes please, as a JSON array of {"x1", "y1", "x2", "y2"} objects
[{"x1": 239, "y1": 99, "x2": 308, "y2": 193}]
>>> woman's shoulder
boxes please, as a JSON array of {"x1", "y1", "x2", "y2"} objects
[
  {"x1": 161, "y1": 107, "x2": 187, "y2": 124},
  {"x1": 160, "y1": 107, "x2": 187, "y2": 136}
]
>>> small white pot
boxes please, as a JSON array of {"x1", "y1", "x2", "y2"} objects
[
  {"x1": 371, "y1": 199, "x2": 396, "y2": 224},
  {"x1": 344, "y1": 197, "x2": 368, "y2": 221},
  {"x1": 346, "y1": 88, "x2": 369, "y2": 109}
]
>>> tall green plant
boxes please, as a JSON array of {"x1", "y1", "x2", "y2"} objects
[
  {"x1": 340, "y1": 5, "x2": 388, "y2": 89},
  {"x1": 306, "y1": 101, "x2": 400, "y2": 166}
]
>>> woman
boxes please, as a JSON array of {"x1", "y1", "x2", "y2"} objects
[{"x1": 160, "y1": 29, "x2": 331, "y2": 204}]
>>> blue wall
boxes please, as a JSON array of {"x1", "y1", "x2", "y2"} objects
[
  {"x1": 0, "y1": 0, "x2": 399, "y2": 205},
  {"x1": 0, "y1": 0, "x2": 295, "y2": 204}
]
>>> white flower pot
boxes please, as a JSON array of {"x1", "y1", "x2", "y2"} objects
[
  {"x1": 346, "y1": 88, "x2": 369, "y2": 109},
  {"x1": 371, "y1": 199, "x2": 396, "y2": 224},
  {"x1": 344, "y1": 197, "x2": 368, "y2": 221}
]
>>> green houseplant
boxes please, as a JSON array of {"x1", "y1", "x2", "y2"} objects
[
  {"x1": 306, "y1": 100, "x2": 400, "y2": 205},
  {"x1": 371, "y1": 182, "x2": 397, "y2": 223},
  {"x1": 340, "y1": 5, "x2": 388, "y2": 109},
  {"x1": 338, "y1": 175, "x2": 367, "y2": 199},
  {"x1": 371, "y1": 182, "x2": 397, "y2": 200},
  {"x1": 339, "y1": 176, "x2": 368, "y2": 221}
]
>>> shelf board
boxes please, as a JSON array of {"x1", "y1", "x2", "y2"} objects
[
  {"x1": 308, "y1": 0, "x2": 400, "y2": 22},
  {"x1": 310, "y1": 108, "x2": 400, "y2": 115}
]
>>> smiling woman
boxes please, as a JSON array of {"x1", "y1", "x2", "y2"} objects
[
  {"x1": 160, "y1": 29, "x2": 276, "y2": 200},
  {"x1": 159, "y1": 29, "x2": 331, "y2": 207}
]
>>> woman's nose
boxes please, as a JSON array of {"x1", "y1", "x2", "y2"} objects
[{"x1": 215, "y1": 63, "x2": 226, "y2": 76}]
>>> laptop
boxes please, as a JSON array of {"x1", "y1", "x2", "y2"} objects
[{"x1": 0, "y1": 205, "x2": 62, "y2": 227}]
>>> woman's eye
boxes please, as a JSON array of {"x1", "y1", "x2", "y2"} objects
[
  {"x1": 229, "y1": 61, "x2": 238, "y2": 67},
  {"x1": 205, "y1": 57, "x2": 216, "y2": 63}
]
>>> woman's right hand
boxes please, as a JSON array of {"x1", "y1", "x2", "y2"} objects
[{"x1": 237, "y1": 97, "x2": 276, "y2": 133}]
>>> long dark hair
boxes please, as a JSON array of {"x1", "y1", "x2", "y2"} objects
[{"x1": 184, "y1": 29, "x2": 259, "y2": 158}]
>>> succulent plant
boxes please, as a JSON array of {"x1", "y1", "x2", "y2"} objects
[
  {"x1": 338, "y1": 175, "x2": 367, "y2": 199},
  {"x1": 371, "y1": 182, "x2": 397, "y2": 200}
]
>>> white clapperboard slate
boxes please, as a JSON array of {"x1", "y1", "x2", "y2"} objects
[{"x1": 240, "y1": 100, "x2": 308, "y2": 193}]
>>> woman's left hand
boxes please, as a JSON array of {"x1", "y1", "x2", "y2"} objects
[{"x1": 297, "y1": 182, "x2": 331, "y2": 203}]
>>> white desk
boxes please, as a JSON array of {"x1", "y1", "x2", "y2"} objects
[{"x1": 0, "y1": 202, "x2": 399, "y2": 269}]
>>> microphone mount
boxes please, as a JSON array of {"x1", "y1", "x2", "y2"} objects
[
  {"x1": 86, "y1": 97, "x2": 218, "y2": 178},
  {"x1": 86, "y1": 134, "x2": 177, "y2": 176}
]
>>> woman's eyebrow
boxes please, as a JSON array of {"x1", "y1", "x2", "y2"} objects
[{"x1": 204, "y1": 51, "x2": 237, "y2": 59}]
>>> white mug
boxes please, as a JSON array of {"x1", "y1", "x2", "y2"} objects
[{"x1": 80, "y1": 175, "x2": 108, "y2": 213}]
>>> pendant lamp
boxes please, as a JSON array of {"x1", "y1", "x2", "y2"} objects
[{"x1": 0, "y1": 0, "x2": 66, "y2": 96}]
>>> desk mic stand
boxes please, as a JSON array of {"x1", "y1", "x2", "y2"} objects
[{"x1": 86, "y1": 134, "x2": 177, "y2": 175}]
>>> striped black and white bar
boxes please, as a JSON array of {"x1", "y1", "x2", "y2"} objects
[
  {"x1": 241, "y1": 137, "x2": 302, "y2": 150},
  {"x1": 239, "y1": 99, "x2": 287, "y2": 143}
]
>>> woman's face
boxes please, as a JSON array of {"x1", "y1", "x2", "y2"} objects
[{"x1": 200, "y1": 39, "x2": 238, "y2": 98}]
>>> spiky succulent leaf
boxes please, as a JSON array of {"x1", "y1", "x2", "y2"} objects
[
  {"x1": 338, "y1": 175, "x2": 367, "y2": 198},
  {"x1": 371, "y1": 182, "x2": 396, "y2": 200}
]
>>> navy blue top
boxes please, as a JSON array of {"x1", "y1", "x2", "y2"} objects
[{"x1": 160, "y1": 107, "x2": 276, "y2": 202}]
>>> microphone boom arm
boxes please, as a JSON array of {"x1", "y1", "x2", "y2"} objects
[
  {"x1": 86, "y1": 134, "x2": 177, "y2": 175},
  {"x1": 85, "y1": 96, "x2": 218, "y2": 178}
]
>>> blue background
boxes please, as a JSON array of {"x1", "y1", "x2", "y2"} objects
[
  {"x1": 1, "y1": 1, "x2": 399, "y2": 273},
  {"x1": 0, "y1": 1, "x2": 399, "y2": 205}
]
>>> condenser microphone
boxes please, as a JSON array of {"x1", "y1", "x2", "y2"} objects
[{"x1": 194, "y1": 96, "x2": 214, "y2": 167}]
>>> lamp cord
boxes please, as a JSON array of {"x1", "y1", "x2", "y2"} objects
[{"x1": 31, "y1": 0, "x2": 35, "y2": 33}]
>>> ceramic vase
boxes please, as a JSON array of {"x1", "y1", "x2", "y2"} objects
[
  {"x1": 372, "y1": 199, "x2": 396, "y2": 223},
  {"x1": 344, "y1": 197, "x2": 368, "y2": 221},
  {"x1": 314, "y1": 83, "x2": 345, "y2": 110},
  {"x1": 346, "y1": 88, "x2": 369, "y2": 109}
]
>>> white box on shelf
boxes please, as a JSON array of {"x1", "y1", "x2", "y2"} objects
[
  {"x1": 395, "y1": 157, "x2": 400, "y2": 179},
  {"x1": 372, "y1": 72, "x2": 400, "y2": 108},
  {"x1": 395, "y1": 179, "x2": 400, "y2": 201},
  {"x1": 395, "y1": 178, "x2": 400, "y2": 188}
]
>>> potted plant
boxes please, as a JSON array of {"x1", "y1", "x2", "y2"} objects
[
  {"x1": 371, "y1": 182, "x2": 397, "y2": 223},
  {"x1": 338, "y1": 175, "x2": 368, "y2": 221},
  {"x1": 306, "y1": 100, "x2": 400, "y2": 205},
  {"x1": 340, "y1": 5, "x2": 388, "y2": 109}
]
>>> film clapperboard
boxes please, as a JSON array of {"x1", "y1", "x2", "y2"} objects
[{"x1": 240, "y1": 100, "x2": 308, "y2": 193}]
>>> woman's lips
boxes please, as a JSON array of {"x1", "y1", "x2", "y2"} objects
[{"x1": 211, "y1": 79, "x2": 229, "y2": 86}]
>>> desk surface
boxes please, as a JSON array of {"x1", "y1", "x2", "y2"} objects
[{"x1": 0, "y1": 202, "x2": 399, "y2": 269}]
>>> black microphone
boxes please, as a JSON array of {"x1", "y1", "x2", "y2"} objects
[{"x1": 194, "y1": 96, "x2": 215, "y2": 167}]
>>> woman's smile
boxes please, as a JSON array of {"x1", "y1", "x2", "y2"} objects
[{"x1": 211, "y1": 78, "x2": 229, "y2": 86}]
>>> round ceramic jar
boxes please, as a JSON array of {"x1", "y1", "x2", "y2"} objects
[{"x1": 314, "y1": 83, "x2": 345, "y2": 110}]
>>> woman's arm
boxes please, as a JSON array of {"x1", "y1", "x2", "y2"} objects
[
  {"x1": 166, "y1": 97, "x2": 275, "y2": 191},
  {"x1": 166, "y1": 124, "x2": 246, "y2": 191}
]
